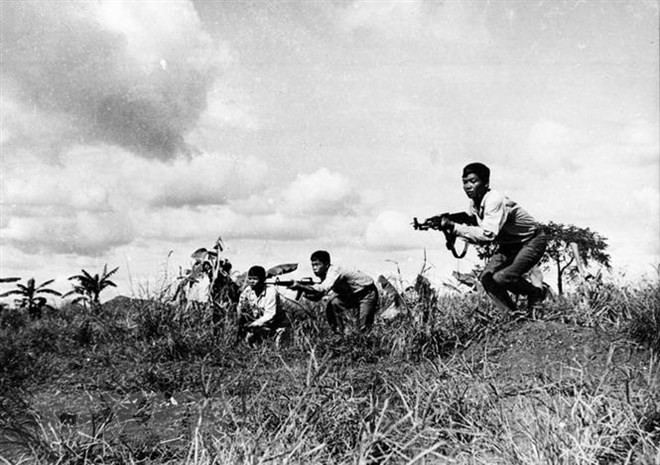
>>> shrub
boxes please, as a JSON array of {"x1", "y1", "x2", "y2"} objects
[{"x1": 626, "y1": 281, "x2": 660, "y2": 352}]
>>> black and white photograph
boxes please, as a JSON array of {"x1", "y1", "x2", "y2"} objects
[{"x1": 1, "y1": 1, "x2": 658, "y2": 463}]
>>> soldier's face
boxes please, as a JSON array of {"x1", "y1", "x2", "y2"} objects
[
  {"x1": 462, "y1": 173, "x2": 488, "y2": 200},
  {"x1": 311, "y1": 259, "x2": 329, "y2": 278},
  {"x1": 247, "y1": 275, "x2": 263, "y2": 290}
]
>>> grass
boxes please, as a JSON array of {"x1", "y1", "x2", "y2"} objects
[{"x1": 0, "y1": 275, "x2": 659, "y2": 464}]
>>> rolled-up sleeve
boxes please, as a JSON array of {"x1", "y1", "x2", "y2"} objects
[
  {"x1": 453, "y1": 193, "x2": 507, "y2": 243},
  {"x1": 311, "y1": 266, "x2": 340, "y2": 293}
]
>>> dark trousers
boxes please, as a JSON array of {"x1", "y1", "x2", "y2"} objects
[
  {"x1": 480, "y1": 229, "x2": 548, "y2": 312},
  {"x1": 325, "y1": 284, "x2": 379, "y2": 334}
]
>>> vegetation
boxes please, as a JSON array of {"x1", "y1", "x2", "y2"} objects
[
  {"x1": 540, "y1": 222, "x2": 611, "y2": 295},
  {"x1": 0, "y1": 278, "x2": 62, "y2": 320},
  {"x1": 64, "y1": 265, "x2": 119, "y2": 312},
  {"x1": 0, "y1": 265, "x2": 658, "y2": 464}
]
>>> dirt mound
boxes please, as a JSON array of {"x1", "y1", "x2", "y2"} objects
[{"x1": 462, "y1": 320, "x2": 650, "y2": 385}]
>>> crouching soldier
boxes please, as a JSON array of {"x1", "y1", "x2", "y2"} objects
[
  {"x1": 291, "y1": 250, "x2": 379, "y2": 335},
  {"x1": 237, "y1": 266, "x2": 290, "y2": 345},
  {"x1": 440, "y1": 162, "x2": 549, "y2": 314}
]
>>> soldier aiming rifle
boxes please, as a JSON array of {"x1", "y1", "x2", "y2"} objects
[
  {"x1": 288, "y1": 250, "x2": 379, "y2": 335},
  {"x1": 413, "y1": 162, "x2": 550, "y2": 315}
]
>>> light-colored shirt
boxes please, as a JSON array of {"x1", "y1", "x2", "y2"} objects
[
  {"x1": 453, "y1": 189, "x2": 538, "y2": 245},
  {"x1": 238, "y1": 286, "x2": 280, "y2": 327},
  {"x1": 311, "y1": 264, "x2": 374, "y2": 297}
]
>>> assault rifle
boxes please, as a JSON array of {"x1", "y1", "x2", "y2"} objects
[
  {"x1": 412, "y1": 213, "x2": 473, "y2": 259},
  {"x1": 266, "y1": 277, "x2": 316, "y2": 300}
]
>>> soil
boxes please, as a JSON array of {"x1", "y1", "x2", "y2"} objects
[{"x1": 461, "y1": 319, "x2": 653, "y2": 389}]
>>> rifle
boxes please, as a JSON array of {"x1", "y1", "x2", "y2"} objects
[
  {"x1": 266, "y1": 277, "x2": 316, "y2": 300},
  {"x1": 412, "y1": 214, "x2": 470, "y2": 259}
]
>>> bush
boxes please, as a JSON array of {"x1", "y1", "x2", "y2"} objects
[{"x1": 626, "y1": 281, "x2": 660, "y2": 352}]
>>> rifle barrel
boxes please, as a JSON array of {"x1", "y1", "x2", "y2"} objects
[{"x1": 265, "y1": 278, "x2": 315, "y2": 287}]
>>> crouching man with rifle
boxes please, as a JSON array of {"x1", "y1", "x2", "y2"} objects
[
  {"x1": 414, "y1": 162, "x2": 549, "y2": 314},
  {"x1": 289, "y1": 250, "x2": 379, "y2": 335},
  {"x1": 237, "y1": 266, "x2": 290, "y2": 345}
]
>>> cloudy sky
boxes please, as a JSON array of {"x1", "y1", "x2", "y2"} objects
[{"x1": 1, "y1": 0, "x2": 658, "y2": 299}]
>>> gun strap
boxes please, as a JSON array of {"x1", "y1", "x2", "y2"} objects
[
  {"x1": 450, "y1": 240, "x2": 469, "y2": 259},
  {"x1": 445, "y1": 232, "x2": 469, "y2": 259}
]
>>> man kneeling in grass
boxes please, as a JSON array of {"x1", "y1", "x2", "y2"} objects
[
  {"x1": 440, "y1": 162, "x2": 549, "y2": 314},
  {"x1": 291, "y1": 250, "x2": 379, "y2": 335},
  {"x1": 237, "y1": 266, "x2": 290, "y2": 345}
]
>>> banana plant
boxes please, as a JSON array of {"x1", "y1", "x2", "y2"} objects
[
  {"x1": 0, "y1": 278, "x2": 62, "y2": 319},
  {"x1": 65, "y1": 265, "x2": 118, "y2": 312}
]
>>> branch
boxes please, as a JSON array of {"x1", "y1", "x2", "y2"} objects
[{"x1": 559, "y1": 255, "x2": 575, "y2": 274}]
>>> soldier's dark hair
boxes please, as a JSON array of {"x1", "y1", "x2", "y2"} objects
[
  {"x1": 310, "y1": 250, "x2": 331, "y2": 265},
  {"x1": 462, "y1": 162, "x2": 490, "y2": 183},
  {"x1": 247, "y1": 265, "x2": 266, "y2": 281}
]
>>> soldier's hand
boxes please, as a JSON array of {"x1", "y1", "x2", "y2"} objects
[{"x1": 440, "y1": 216, "x2": 454, "y2": 231}]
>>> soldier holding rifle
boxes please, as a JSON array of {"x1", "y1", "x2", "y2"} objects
[
  {"x1": 290, "y1": 250, "x2": 379, "y2": 335},
  {"x1": 415, "y1": 162, "x2": 549, "y2": 314}
]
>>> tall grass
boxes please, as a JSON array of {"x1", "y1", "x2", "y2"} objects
[{"x1": 1, "y1": 277, "x2": 658, "y2": 464}]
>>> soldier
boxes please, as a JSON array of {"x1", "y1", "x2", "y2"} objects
[
  {"x1": 292, "y1": 250, "x2": 379, "y2": 334},
  {"x1": 237, "y1": 266, "x2": 289, "y2": 345},
  {"x1": 440, "y1": 162, "x2": 549, "y2": 313}
]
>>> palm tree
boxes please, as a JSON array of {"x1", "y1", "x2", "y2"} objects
[
  {"x1": 65, "y1": 265, "x2": 118, "y2": 312},
  {"x1": 0, "y1": 278, "x2": 62, "y2": 319}
]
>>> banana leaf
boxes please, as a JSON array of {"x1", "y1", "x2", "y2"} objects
[{"x1": 266, "y1": 263, "x2": 298, "y2": 278}]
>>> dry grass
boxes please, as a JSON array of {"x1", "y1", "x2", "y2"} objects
[{"x1": 1, "y1": 276, "x2": 659, "y2": 464}]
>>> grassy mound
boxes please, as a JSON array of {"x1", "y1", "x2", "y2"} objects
[{"x1": 1, "y1": 279, "x2": 658, "y2": 464}]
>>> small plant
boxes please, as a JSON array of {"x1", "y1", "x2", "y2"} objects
[
  {"x1": 0, "y1": 277, "x2": 62, "y2": 319},
  {"x1": 171, "y1": 238, "x2": 240, "y2": 324},
  {"x1": 65, "y1": 264, "x2": 118, "y2": 312}
]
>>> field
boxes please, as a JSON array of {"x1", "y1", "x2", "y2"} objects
[{"x1": 1, "y1": 274, "x2": 659, "y2": 464}]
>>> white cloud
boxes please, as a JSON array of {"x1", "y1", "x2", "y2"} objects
[
  {"x1": 2, "y1": 211, "x2": 133, "y2": 255},
  {"x1": 0, "y1": 145, "x2": 270, "y2": 255},
  {"x1": 280, "y1": 168, "x2": 360, "y2": 216},
  {"x1": 619, "y1": 119, "x2": 660, "y2": 165},
  {"x1": 632, "y1": 186, "x2": 660, "y2": 217},
  {"x1": 137, "y1": 206, "x2": 317, "y2": 243},
  {"x1": 2, "y1": 147, "x2": 268, "y2": 211},
  {"x1": 341, "y1": 0, "x2": 423, "y2": 36},
  {"x1": 197, "y1": 82, "x2": 259, "y2": 132},
  {"x1": 1, "y1": 0, "x2": 223, "y2": 159},
  {"x1": 339, "y1": 0, "x2": 491, "y2": 44},
  {"x1": 365, "y1": 210, "x2": 428, "y2": 251},
  {"x1": 146, "y1": 153, "x2": 268, "y2": 207},
  {"x1": 524, "y1": 119, "x2": 577, "y2": 172},
  {"x1": 0, "y1": 149, "x2": 379, "y2": 257}
]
